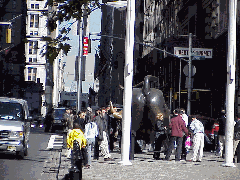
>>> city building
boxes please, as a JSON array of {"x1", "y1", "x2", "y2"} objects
[
  {"x1": 25, "y1": 0, "x2": 64, "y2": 116},
  {"x1": 0, "y1": 0, "x2": 27, "y2": 98},
  {"x1": 98, "y1": 0, "x2": 240, "y2": 118},
  {"x1": 97, "y1": 0, "x2": 144, "y2": 107},
  {"x1": 141, "y1": 0, "x2": 240, "y2": 118}
]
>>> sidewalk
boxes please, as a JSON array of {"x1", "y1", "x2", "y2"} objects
[
  {"x1": 42, "y1": 148, "x2": 240, "y2": 180},
  {"x1": 40, "y1": 148, "x2": 71, "y2": 180},
  {"x1": 79, "y1": 150, "x2": 240, "y2": 180}
]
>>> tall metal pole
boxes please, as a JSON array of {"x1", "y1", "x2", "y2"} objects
[
  {"x1": 223, "y1": 0, "x2": 237, "y2": 167},
  {"x1": 187, "y1": 33, "x2": 192, "y2": 115},
  {"x1": 77, "y1": 5, "x2": 88, "y2": 113},
  {"x1": 119, "y1": 0, "x2": 135, "y2": 166},
  {"x1": 179, "y1": 59, "x2": 181, "y2": 108}
]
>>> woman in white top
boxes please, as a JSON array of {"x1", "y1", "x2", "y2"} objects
[{"x1": 84, "y1": 120, "x2": 98, "y2": 167}]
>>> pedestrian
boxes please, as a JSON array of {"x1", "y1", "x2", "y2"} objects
[
  {"x1": 84, "y1": 117, "x2": 99, "y2": 168},
  {"x1": 180, "y1": 108, "x2": 188, "y2": 160},
  {"x1": 74, "y1": 111, "x2": 86, "y2": 132},
  {"x1": 189, "y1": 115, "x2": 205, "y2": 162},
  {"x1": 44, "y1": 108, "x2": 53, "y2": 132},
  {"x1": 67, "y1": 123, "x2": 87, "y2": 171},
  {"x1": 164, "y1": 109, "x2": 188, "y2": 161},
  {"x1": 98, "y1": 107, "x2": 114, "y2": 161},
  {"x1": 93, "y1": 109, "x2": 103, "y2": 160},
  {"x1": 233, "y1": 117, "x2": 240, "y2": 162},
  {"x1": 211, "y1": 119, "x2": 219, "y2": 153},
  {"x1": 153, "y1": 113, "x2": 167, "y2": 160},
  {"x1": 63, "y1": 108, "x2": 72, "y2": 156},
  {"x1": 218, "y1": 109, "x2": 226, "y2": 158},
  {"x1": 85, "y1": 107, "x2": 93, "y2": 124}
]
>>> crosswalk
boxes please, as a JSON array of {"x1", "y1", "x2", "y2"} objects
[{"x1": 46, "y1": 135, "x2": 64, "y2": 150}]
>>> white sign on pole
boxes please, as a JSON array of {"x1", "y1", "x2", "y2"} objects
[{"x1": 174, "y1": 47, "x2": 212, "y2": 58}]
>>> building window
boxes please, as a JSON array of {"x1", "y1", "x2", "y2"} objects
[
  {"x1": 34, "y1": 31, "x2": 38, "y2": 35},
  {"x1": 29, "y1": 41, "x2": 38, "y2": 54},
  {"x1": 35, "y1": 4, "x2": 39, "y2": 9},
  {"x1": 28, "y1": 68, "x2": 37, "y2": 81},
  {"x1": 28, "y1": 58, "x2": 37, "y2": 62},
  {"x1": 30, "y1": 14, "x2": 39, "y2": 28},
  {"x1": 31, "y1": 4, "x2": 34, "y2": 9},
  {"x1": 30, "y1": 31, "x2": 33, "y2": 35}
]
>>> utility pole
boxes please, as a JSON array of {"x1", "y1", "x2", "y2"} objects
[
  {"x1": 223, "y1": 0, "x2": 237, "y2": 167},
  {"x1": 77, "y1": 4, "x2": 88, "y2": 112},
  {"x1": 187, "y1": 33, "x2": 192, "y2": 115},
  {"x1": 45, "y1": 2, "x2": 57, "y2": 116},
  {"x1": 119, "y1": 0, "x2": 135, "y2": 166}
]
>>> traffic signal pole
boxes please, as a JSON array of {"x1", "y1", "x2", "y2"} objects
[{"x1": 223, "y1": 0, "x2": 237, "y2": 167}]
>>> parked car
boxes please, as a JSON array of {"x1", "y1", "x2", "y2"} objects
[
  {"x1": 51, "y1": 107, "x2": 67, "y2": 133},
  {"x1": 0, "y1": 97, "x2": 31, "y2": 159}
]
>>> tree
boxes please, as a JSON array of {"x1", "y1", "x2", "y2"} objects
[{"x1": 42, "y1": 0, "x2": 100, "y2": 64}]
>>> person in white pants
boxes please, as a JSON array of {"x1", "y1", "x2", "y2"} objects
[{"x1": 190, "y1": 115, "x2": 205, "y2": 162}]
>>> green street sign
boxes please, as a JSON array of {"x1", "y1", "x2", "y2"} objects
[{"x1": 192, "y1": 56, "x2": 205, "y2": 60}]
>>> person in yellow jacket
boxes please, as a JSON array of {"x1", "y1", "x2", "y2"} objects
[{"x1": 67, "y1": 123, "x2": 87, "y2": 150}]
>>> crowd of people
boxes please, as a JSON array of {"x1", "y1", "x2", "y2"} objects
[
  {"x1": 61, "y1": 105, "x2": 240, "y2": 169},
  {"x1": 154, "y1": 108, "x2": 240, "y2": 163},
  {"x1": 64, "y1": 106, "x2": 119, "y2": 169}
]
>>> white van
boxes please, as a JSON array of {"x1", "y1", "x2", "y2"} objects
[{"x1": 0, "y1": 97, "x2": 31, "y2": 159}]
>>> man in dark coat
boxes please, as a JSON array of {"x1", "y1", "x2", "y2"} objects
[
  {"x1": 97, "y1": 107, "x2": 114, "y2": 161},
  {"x1": 165, "y1": 109, "x2": 188, "y2": 161},
  {"x1": 74, "y1": 111, "x2": 86, "y2": 132},
  {"x1": 218, "y1": 109, "x2": 226, "y2": 158}
]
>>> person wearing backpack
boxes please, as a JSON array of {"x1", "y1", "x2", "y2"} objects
[{"x1": 84, "y1": 118, "x2": 99, "y2": 168}]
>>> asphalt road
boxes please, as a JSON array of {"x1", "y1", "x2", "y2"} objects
[{"x1": 0, "y1": 127, "x2": 64, "y2": 180}]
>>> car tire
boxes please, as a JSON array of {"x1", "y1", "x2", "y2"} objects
[
  {"x1": 24, "y1": 143, "x2": 28, "y2": 156},
  {"x1": 16, "y1": 150, "x2": 24, "y2": 159}
]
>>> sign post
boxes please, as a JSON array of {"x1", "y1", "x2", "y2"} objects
[{"x1": 187, "y1": 33, "x2": 192, "y2": 115}]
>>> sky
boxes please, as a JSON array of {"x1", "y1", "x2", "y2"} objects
[{"x1": 62, "y1": 4, "x2": 101, "y2": 93}]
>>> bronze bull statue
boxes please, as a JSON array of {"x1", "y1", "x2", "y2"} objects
[{"x1": 110, "y1": 75, "x2": 170, "y2": 154}]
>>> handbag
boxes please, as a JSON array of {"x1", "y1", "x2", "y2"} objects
[{"x1": 185, "y1": 136, "x2": 192, "y2": 149}]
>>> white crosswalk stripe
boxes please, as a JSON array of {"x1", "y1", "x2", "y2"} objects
[{"x1": 47, "y1": 135, "x2": 64, "y2": 149}]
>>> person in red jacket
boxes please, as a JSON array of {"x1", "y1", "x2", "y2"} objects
[{"x1": 164, "y1": 109, "x2": 189, "y2": 161}]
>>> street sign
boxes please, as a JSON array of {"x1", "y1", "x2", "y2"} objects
[
  {"x1": 192, "y1": 56, "x2": 205, "y2": 60},
  {"x1": 174, "y1": 47, "x2": 212, "y2": 58},
  {"x1": 83, "y1": 37, "x2": 88, "y2": 56},
  {"x1": 183, "y1": 65, "x2": 196, "y2": 77}
]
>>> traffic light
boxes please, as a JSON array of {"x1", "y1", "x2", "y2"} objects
[{"x1": 6, "y1": 28, "x2": 11, "y2": 43}]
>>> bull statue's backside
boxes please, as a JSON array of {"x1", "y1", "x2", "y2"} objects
[{"x1": 110, "y1": 75, "x2": 170, "y2": 155}]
